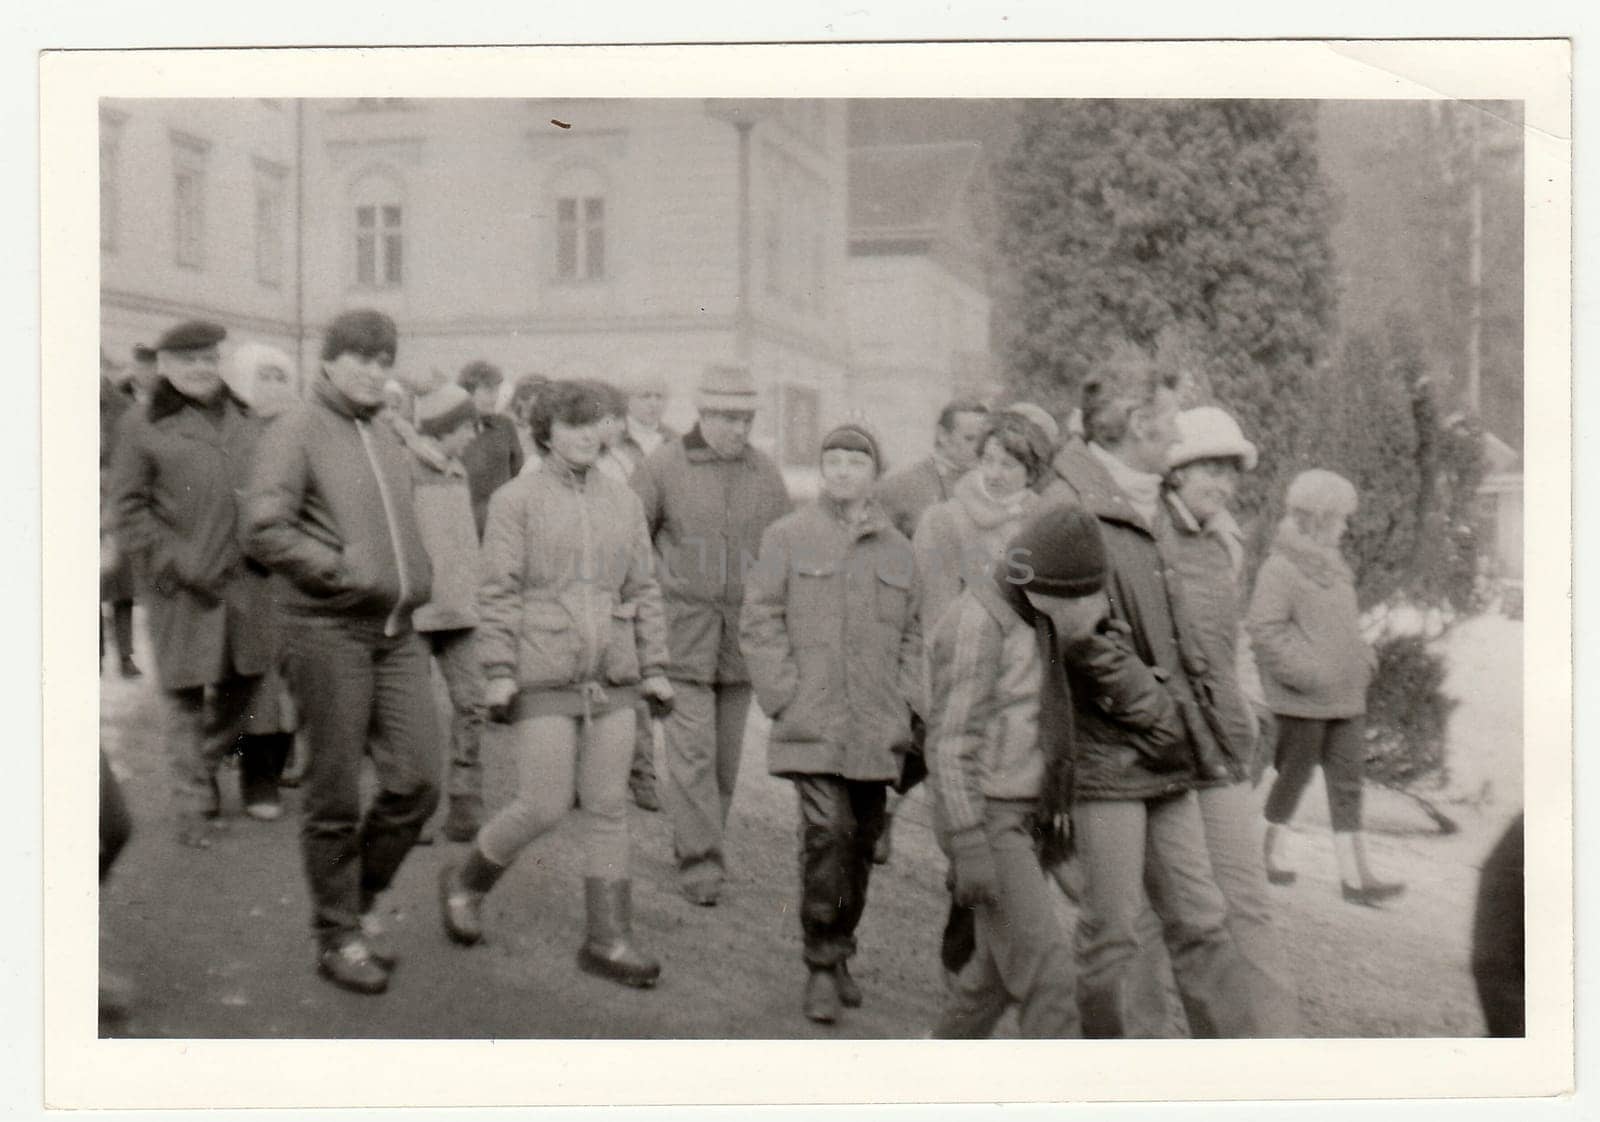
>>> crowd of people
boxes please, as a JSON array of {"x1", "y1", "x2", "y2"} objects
[{"x1": 101, "y1": 307, "x2": 1455, "y2": 1037}]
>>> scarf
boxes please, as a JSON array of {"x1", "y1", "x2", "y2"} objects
[
  {"x1": 626, "y1": 416, "x2": 664, "y2": 459},
  {"x1": 992, "y1": 566, "x2": 1077, "y2": 863},
  {"x1": 1090, "y1": 441, "x2": 1162, "y2": 525}
]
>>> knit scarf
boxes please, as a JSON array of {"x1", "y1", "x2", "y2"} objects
[
  {"x1": 993, "y1": 566, "x2": 1077, "y2": 862},
  {"x1": 1090, "y1": 441, "x2": 1163, "y2": 525}
]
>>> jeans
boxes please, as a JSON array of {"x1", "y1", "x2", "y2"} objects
[
  {"x1": 477, "y1": 706, "x2": 635, "y2": 880},
  {"x1": 934, "y1": 801, "x2": 1081, "y2": 1038},
  {"x1": 1264, "y1": 715, "x2": 1366, "y2": 832},
  {"x1": 1125, "y1": 782, "x2": 1302, "y2": 1037},
  {"x1": 422, "y1": 628, "x2": 486, "y2": 804},
  {"x1": 162, "y1": 675, "x2": 259, "y2": 820},
  {"x1": 793, "y1": 774, "x2": 887, "y2": 968},
  {"x1": 660, "y1": 681, "x2": 752, "y2": 885},
  {"x1": 285, "y1": 615, "x2": 441, "y2": 949},
  {"x1": 1074, "y1": 791, "x2": 1263, "y2": 1038}
]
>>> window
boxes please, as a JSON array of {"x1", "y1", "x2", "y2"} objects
[
  {"x1": 555, "y1": 195, "x2": 605, "y2": 281},
  {"x1": 254, "y1": 160, "x2": 288, "y2": 288},
  {"x1": 170, "y1": 132, "x2": 210, "y2": 269},
  {"x1": 351, "y1": 171, "x2": 405, "y2": 288},
  {"x1": 100, "y1": 113, "x2": 125, "y2": 252}
]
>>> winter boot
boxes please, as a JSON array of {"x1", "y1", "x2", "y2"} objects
[
  {"x1": 1335, "y1": 830, "x2": 1404, "y2": 904},
  {"x1": 440, "y1": 847, "x2": 506, "y2": 946},
  {"x1": 803, "y1": 967, "x2": 840, "y2": 1024},
  {"x1": 1263, "y1": 823, "x2": 1296, "y2": 885},
  {"x1": 317, "y1": 936, "x2": 389, "y2": 995},
  {"x1": 577, "y1": 878, "x2": 660, "y2": 988},
  {"x1": 833, "y1": 959, "x2": 863, "y2": 1008}
]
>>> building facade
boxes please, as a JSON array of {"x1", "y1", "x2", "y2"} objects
[
  {"x1": 846, "y1": 141, "x2": 998, "y2": 471},
  {"x1": 99, "y1": 98, "x2": 853, "y2": 470}
]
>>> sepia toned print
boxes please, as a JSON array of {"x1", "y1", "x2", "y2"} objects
[{"x1": 42, "y1": 40, "x2": 1571, "y2": 1109}]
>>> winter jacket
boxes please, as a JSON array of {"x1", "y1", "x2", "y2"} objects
[
  {"x1": 632, "y1": 425, "x2": 791, "y2": 685},
  {"x1": 1047, "y1": 440, "x2": 1237, "y2": 800},
  {"x1": 477, "y1": 454, "x2": 669, "y2": 712},
  {"x1": 244, "y1": 373, "x2": 432, "y2": 633},
  {"x1": 109, "y1": 380, "x2": 276, "y2": 689},
  {"x1": 912, "y1": 470, "x2": 1042, "y2": 636},
  {"x1": 741, "y1": 498, "x2": 922, "y2": 782},
  {"x1": 1160, "y1": 493, "x2": 1260, "y2": 779},
  {"x1": 615, "y1": 420, "x2": 678, "y2": 477},
  {"x1": 406, "y1": 441, "x2": 483, "y2": 634},
  {"x1": 461, "y1": 413, "x2": 525, "y2": 538},
  {"x1": 925, "y1": 577, "x2": 1047, "y2": 834},
  {"x1": 1247, "y1": 520, "x2": 1375, "y2": 719},
  {"x1": 875, "y1": 454, "x2": 964, "y2": 542}
]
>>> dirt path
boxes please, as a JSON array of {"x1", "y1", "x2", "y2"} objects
[{"x1": 98, "y1": 617, "x2": 1516, "y2": 1040}]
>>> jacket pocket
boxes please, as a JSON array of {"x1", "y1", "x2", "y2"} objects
[
  {"x1": 875, "y1": 563, "x2": 913, "y2": 627},
  {"x1": 517, "y1": 598, "x2": 579, "y2": 684},
  {"x1": 774, "y1": 644, "x2": 830, "y2": 742},
  {"x1": 789, "y1": 565, "x2": 837, "y2": 649},
  {"x1": 604, "y1": 601, "x2": 642, "y2": 684}
]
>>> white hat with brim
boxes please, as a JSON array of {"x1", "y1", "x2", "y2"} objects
[{"x1": 1167, "y1": 406, "x2": 1258, "y2": 473}]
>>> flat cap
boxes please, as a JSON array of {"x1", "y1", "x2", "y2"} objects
[{"x1": 154, "y1": 320, "x2": 227, "y2": 353}]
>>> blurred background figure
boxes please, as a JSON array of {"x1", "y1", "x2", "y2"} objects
[
  {"x1": 100, "y1": 347, "x2": 141, "y2": 678},
  {"x1": 1251, "y1": 469, "x2": 1404, "y2": 907},
  {"x1": 1471, "y1": 812, "x2": 1525, "y2": 1037},
  {"x1": 457, "y1": 360, "x2": 525, "y2": 537},
  {"x1": 509, "y1": 373, "x2": 550, "y2": 464},
  {"x1": 221, "y1": 341, "x2": 303, "y2": 820},
  {"x1": 631, "y1": 364, "x2": 791, "y2": 907}
]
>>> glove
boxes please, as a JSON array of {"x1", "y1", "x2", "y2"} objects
[
  {"x1": 641, "y1": 674, "x2": 676, "y2": 719},
  {"x1": 948, "y1": 826, "x2": 1001, "y2": 909},
  {"x1": 485, "y1": 677, "x2": 518, "y2": 723}
]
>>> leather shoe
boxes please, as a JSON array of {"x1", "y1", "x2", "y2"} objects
[
  {"x1": 317, "y1": 938, "x2": 390, "y2": 995},
  {"x1": 803, "y1": 968, "x2": 839, "y2": 1024},
  {"x1": 359, "y1": 913, "x2": 399, "y2": 969},
  {"x1": 834, "y1": 961, "x2": 862, "y2": 1008}
]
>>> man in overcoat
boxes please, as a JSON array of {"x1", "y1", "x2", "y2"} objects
[{"x1": 109, "y1": 320, "x2": 277, "y2": 847}]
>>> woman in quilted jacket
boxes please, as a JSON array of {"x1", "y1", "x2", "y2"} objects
[
  {"x1": 1250, "y1": 468, "x2": 1404, "y2": 907},
  {"x1": 438, "y1": 380, "x2": 676, "y2": 987}
]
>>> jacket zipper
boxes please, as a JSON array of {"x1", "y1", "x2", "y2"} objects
[
  {"x1": 357, "y1": 419, "x2": 412, "y2": 636},
  {"x1": 576, "y1": 477, "x2": 599, "y2": 678}
]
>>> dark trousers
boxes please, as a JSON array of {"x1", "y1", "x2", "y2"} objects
[
  {"x1": 100, "y1": 600, "x2": 134, "y2": 664},
  {"x1": 1264, "y1": 715, "x2": 1366, "y2": 832},
  {"x1": 100, "y1": 750, "x2": 131, "y2": 881},
  {"x1": 285, "y1": 615, "x2": 441, "y2": 949},
  {"x1": 793, "y1": 774, "x2": 888, "y2": 969},
  {"x1": 239, "y1": 732, "x2": 293, "y2": 806}
]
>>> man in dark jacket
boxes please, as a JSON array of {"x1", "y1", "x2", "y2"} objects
[
  {"x1": 109, "y1": 320, "x2": 276, "y2": 848},
  {"x1": 245, "y1": 309, "x2": 441, "y2": 996},
  {"x1": 457, "y1": 360, "x2": 525, "y2": 538},
  {"x1": 632, "y1": 364, "x2": 790, "y2": 906},
  {"x1": 1047, "y1": 343, "x2": 1264, "y2": 1038}
]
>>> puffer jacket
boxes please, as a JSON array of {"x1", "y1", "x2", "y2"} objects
[
  {"x1": 912, "y1": 470, "x2": 1041, "y2": 637},
  {"x1": 1160, "y1": 493, "x2": 1260, "y2": 779},
  {"x1": 477, "y1": 454, "x2": 669, "y2": 709},
  {"x1": 924, "y1": 577, "x2": 1045, "y2": 835},
  {"x1": 741, "y1": 498, "x2": 922, "y2": 782},
  {"x1": 632, "y1": 425, "x2": 790, "y2": 685},
  {"x1": 1248, "y1": 519, "x2": 1375, "y2": 719},
  {"x1": 1048, "y1": 440, "x2": 1237, "y2": 800},
  {"x1": 245, "y1": 374, "x2": 432, "y2": 632}
]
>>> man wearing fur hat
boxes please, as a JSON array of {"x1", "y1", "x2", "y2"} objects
[
  {"x1": 631, "y1": 364, "x2": 790, "y2": 906},
  {"x1": 741, "y1": 417, "x2": 922, "y2": 1023},
  {"x1": 109, "y1": 320, "x2": 277, "y2": 848}
]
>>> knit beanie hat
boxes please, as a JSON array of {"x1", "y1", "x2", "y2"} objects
[
  {"x1": 820, "y1": 417, "x2": 885, "y2": 477},
  {"x1": 415, "y1": 382, "x2": 477, "y2": 438},
  {"x1": 696, "y1": 364, "x2": 759, "y2": 413},
  {"x1": 1006, "y1": 505, "x2": 1108, "y2": 598}
]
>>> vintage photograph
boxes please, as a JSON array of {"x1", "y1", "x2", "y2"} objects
[{"x1": 39, "y1": 40, "x2": 1571, "y2": 1109}]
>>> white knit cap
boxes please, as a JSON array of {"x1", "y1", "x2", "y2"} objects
[
  {"x1": 224, "y1": 341, "x2": 298, "y2": 408},
  {"x1": 1166, "y1": 406, "x2": 1258, "y2": 473},
  {"x1": 696, "y1": 364, "x2": 759, "y2": 413},
  {"x1": 1285, "y1": 468, "x2": 1358, "y2": 517}
]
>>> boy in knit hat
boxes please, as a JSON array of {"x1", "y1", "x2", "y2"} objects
[
  {"x1": 926, "y1": 505, "x2": 1110, "y2": 1038},
  {"x1": 741, "y1": 416, "x2": 922, "y2": 1024},
  {"x1": 406, "y1": 382, "x2": 490, "y2": 841}
]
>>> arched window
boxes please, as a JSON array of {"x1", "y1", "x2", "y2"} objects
[
  {"x1": 351, "y1": 169, "x2": 405, "y2": 288},
  {"x1": 549, "y1": 166, "x2": 607, "y2": 283}
]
